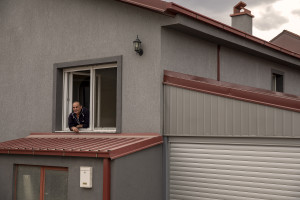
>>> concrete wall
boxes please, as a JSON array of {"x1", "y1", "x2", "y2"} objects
[
  {"x1": 0, "y1": 155, "x2": 103, "y2": 200},
  {"x1": 111, "y1": 144, "x2": 163, "y2": 200},
  {"x1": 220, "y1": 46, "x2": 300, "y2": 95},
  {"x1": 1, "y1": 0, "x2": 300, "y2": 143},
  {"x1": 0, "y1": 0, "x2": 169, "y2": 141},
  {"x1": 231, "y1": 14, "x2": 253, "y2": 35},
  {"x1": 161, "y1": 26, "x2": 300, "y2": 96},
  {"x1": 161, "y1": 28, "x2": 218, "y2": 79},
  {"x1": 162, "y1": 14, "x2": 300, "y2": 97},
  {"x1": 0, "y1": 145, "x2": 163, "y2": 200},
  {"x1": 220, "y1": 46, "x2": 270, "y2": 89}
]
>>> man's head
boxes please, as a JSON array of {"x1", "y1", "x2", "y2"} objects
[{"x1": 72, "y1": 101, "x2": 82, "y2": 115}]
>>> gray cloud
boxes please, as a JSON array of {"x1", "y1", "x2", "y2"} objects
[
  {"x1": 254, "y1": 5, "x2": 289, "y2": 31},
  {"x1": 165, "y1": 0, "x2": 279, "y2": 13},
  {"x1": 292, "y1": 9, "x2": 300, "y2": 16},
  {"x1": 164, "y1": 0, "x2": 281, "y2": 26}
]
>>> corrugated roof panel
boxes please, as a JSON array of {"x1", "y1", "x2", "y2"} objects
[{"x1": 0, "y1": 133, "x2": 163, "y2": 159}]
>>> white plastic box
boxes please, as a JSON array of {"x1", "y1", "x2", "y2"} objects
[{"x1": 80, "y1": 166, "x2": 93, "y2": 188}]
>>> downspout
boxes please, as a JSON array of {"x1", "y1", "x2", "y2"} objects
[
  {"x1": 217, "y1": 45, "x2": 221, "y2": 81},
  {"x1": 103, "y1": 158, "x2": 111, "y2": 200}
]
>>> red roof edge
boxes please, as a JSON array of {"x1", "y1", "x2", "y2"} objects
[
  {"x1": 164, "y1": 70, "x2": 300, "y2": 113},
  {"x1": 0, "y1": 133, "x2": 163, "y2": 159},
  {"x1": 117, "y1": 0, "x2": 173, "y2": 15},
  {"x1": 116, "y1": 0, "x2": 300, "y2": 59},
  {"x1": 270, "y1": 30, "x2": 300, "y2": 43},
  {"x1": 109, "y1": 136, "x2": 163, "y2": 159}
]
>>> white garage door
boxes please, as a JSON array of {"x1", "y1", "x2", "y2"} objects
[{"x1": 169, "y1": 139, "x2": 300, "y2": 200}]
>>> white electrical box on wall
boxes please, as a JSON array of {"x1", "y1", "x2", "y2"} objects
[{"x1": 80, "y1": 166, "x2": 93, "y2": 188}]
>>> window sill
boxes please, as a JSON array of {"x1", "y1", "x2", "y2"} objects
[{"x1": 55, "y1": 128, "x2": 116, "y2": 134}]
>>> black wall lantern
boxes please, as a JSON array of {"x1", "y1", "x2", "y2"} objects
[{"x1": 133, "y1": 35, "x2": 143, "y2": 56}]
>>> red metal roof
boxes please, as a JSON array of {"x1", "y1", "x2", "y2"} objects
[
  {"x1": 0, "y1": 133, "x2": 163, "y2": 159},
  {"x1": 164, "y1": 70, "x2": 300, "y2": 113},
  {"x1": 270, "y1": 30, "x2": 300, "y2": 54},
  {"x1": 117, "y1": 0, "x2": 300, "y2": 59}
]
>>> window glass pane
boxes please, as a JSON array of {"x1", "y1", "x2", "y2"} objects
[
  {"x1": 16, "y1": 166, "x2": 40, "y2": 200},
  {"x1": 73, "y1": 71, "x2": 90, "y2": 110},
  {"x1": 44, "y1": 169, "x2": 68, "y2": 200},
  {"x1": 276, "y1": 74, "x2": 283, "y2": 92},
  {"x1": 95, "y1": 68, "x2": 117, "y2": 128}
]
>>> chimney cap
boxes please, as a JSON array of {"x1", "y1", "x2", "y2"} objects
[{"x1": 230, "y1": 1, "x2": 254, "y2": 17}]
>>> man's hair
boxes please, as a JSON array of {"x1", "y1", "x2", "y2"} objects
[{"x1": 73, "y1": 101, "x2": 81, "y2": 106}]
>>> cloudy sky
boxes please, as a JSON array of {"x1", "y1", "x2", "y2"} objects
[{"x1": 165, "y1": 0, "x2": 300, "y2": 41}]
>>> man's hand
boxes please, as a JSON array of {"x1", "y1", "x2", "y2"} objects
[
  {"x1": 76, "y1": 124, "x2": 83, "y2": 128},
  {"x1": 72, "y1": 127, "x2": 79, "y2": 133}
]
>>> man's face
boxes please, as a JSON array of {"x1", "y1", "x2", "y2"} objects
[{"x1": 72, "y1": 102, "x2": 82, "y2": 115}]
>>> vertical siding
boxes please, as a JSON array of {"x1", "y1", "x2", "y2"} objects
[{"x1": 164, "y1": 86, "x2": 300, "y2": 137}]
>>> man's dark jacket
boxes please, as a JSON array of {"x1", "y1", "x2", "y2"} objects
[{"x1": 68, "y1": 107, "x2": 89, "y2": 130}]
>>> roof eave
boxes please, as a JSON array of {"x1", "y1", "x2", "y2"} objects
[
  {"x1": 0, "y1": 133, "x2": 163, "y2": 159},
  {"x1": 116, "y1": 0, "x2": 300, "y2": 60}
]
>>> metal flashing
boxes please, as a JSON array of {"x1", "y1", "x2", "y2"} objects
[{"x1": 164, "y1": 70, "x2": 300, "y2": 113}]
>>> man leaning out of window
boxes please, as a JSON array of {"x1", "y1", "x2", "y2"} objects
[{"x1": 68, "y1": 101, "x2": 89, "y2": 133}]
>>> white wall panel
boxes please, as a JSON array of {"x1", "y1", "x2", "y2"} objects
[{"x1": 164, "y1": 85, "x2": 300, "y2": 137}]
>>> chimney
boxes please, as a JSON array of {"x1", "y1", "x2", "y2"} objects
[{"x1": 230, "y1": 1, "x2": 254, "y2": 34}]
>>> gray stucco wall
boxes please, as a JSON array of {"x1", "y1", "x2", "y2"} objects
[
  {"x1": 111, "y1": 144, "x2": 163, "y2": 200},
  {"x1": 161, "y1": 25, "x2": 300, "y2": 97},
  {"x1": 1, "y1": 0, "x2": 300, "y2": 144},
  {"x1": 0, "y1": 155, "x2": 103, "y2": 200},
  {"x1": 161, "y1": 28, "x2": 218, "y2": 79},
  {"x1": 0, "y1": 0, "x2": 170, "y2": 142},
  {"x1": 220, "y1": 46, "x2": 300, "y2": 95}
]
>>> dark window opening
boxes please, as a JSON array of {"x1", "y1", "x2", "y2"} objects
[
  {"x1": 73, "y1": 71, "x2": 90, "y2": 110},
  {"x1": 272, "y1": 73, "x2": 284, "y2": 92}
]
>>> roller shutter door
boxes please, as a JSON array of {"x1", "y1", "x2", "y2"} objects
[{"x1": 169, "y1": 141, "x2": 300, "y2": 200}]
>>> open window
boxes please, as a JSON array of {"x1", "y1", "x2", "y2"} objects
[
  {"x1": 63, "y1": 64, "x2": 117, "y2": 132},
  {"x1": 14, "y1": 165, "x2": 68, "y2": 200},
  {"x1": 271, "y1": 70, "x2": 284, "y2": 92},
  {"x1": 53, "y1": 56, "x2": 122, "y2": 133}
]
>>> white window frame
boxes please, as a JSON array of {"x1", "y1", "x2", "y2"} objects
[{"x1": 62, "y1": 63, "x2": 117, "y2": 133}]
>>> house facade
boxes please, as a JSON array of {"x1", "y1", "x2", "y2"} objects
[{"x1": 1, "y1": 0, "x2": 300, "y2": 199}]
